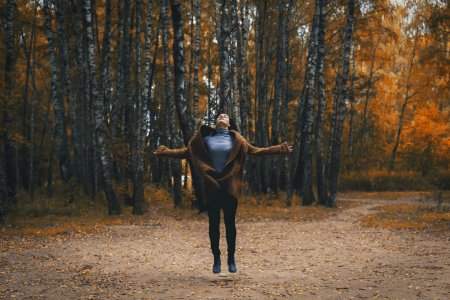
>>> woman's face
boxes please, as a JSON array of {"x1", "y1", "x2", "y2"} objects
[{"x1": 216, "y1": 114, "x2": 230, "y2": 128}]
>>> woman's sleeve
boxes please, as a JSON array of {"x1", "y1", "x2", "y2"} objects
[
  {"x1": 155, "y1": 145, "x2": 190, "y2": 159},
  {"x1": 247, "y1": 142, "x2": 290, "y2": 156}
]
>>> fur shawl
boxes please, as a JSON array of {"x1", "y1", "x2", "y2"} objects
[{"x1": 157, "y1": 125, "x2": 290, "y2": 204}]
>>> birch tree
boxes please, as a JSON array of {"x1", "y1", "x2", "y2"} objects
[
  {"x1": 329, "y1": 0, "x2": 355, "y2": 207},
  {"x1": 43, "y1": 0, "x2": 72, "y2": 183},
  {"x1": 84, "y1": 0, "x2": 122, "y2": 214},
  {"x1": 315, "y1": 0, "x2": 328, "y2": 205}
]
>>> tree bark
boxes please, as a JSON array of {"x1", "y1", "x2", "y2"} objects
[
  {"x1": 239, "y1": 0, "x2": 250, "y2": 139},
  {"x1": 43, "y1": 0, "x2": 73, "y2": 183},
  {"x1": 160, "y1": 0, "x2": 182, "y2": 206},
  {"x1": 296, "y1": 0, "x2": 320, "y2": 205},
  {"x1": 347, "y1": 44, "x2": 357, "y2": 163},
  {"x1": 389, "y1": 35, "x2": 418, "y2": 172},
  {"x1": 19, "y1": 27, "x2": 32, "y2": 192},
  {"x1": 84, "y1": 0, "x2": 122, "y2": 214},
  {"x1": 192, "y1": 0, "x2": 201, "y2": 127},
  {"x1": 329, "y1": 0, "x2": 355, "y2": 208},
  {"x1": 131, "y1": 0, "x2": 148, "y2": 214},
  {"x1": 219, "y1": 0, "x2": 231, "y2": 113},
  {"x1": 315, "y1": 0, "x2": 328, "y2": 205},
  {"x1": 56, "y1": 0, "x2": 83, "y2": 184},
  {"x1": 359, "y1": 38, "x2": 380, "y2": 141},
  {"x1": 230, "y1": 0, "x2": 240, "y2": 128}
]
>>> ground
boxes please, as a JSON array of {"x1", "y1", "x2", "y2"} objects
[{"x1": 1, "y1": 196, "x2": 449, "y2": 299}]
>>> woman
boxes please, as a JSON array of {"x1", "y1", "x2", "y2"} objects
[{"x1": 153, "y1": 113, "x2": 293, "y2": 274}]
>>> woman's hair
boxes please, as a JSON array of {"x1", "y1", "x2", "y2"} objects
[{"x1": 214, "y1": 111, "x2": 239, "y2": 132}]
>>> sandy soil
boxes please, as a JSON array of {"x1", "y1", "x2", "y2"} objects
[{"x1": 1, "y1": 198, "x2": 449, "y2": 300}]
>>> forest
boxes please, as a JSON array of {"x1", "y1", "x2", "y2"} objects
[{"x1": 0, "y1": 0, "x2": 448, "y2": 221}]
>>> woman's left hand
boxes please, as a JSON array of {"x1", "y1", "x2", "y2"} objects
[{"x1": 281, "y1": 142, "x2": 294, "y2": 154}]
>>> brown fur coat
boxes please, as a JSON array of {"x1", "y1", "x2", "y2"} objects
[{"x1": 156, "y1": 125, "x2": 290, "y2": 204}]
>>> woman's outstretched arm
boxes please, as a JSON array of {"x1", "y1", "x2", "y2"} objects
[
  {"x1": 247, "y1": 142, "x2": 293, "y2": 156},
  {"x1": 153, "y1": 145, "x2": 190, "y2": 159}
]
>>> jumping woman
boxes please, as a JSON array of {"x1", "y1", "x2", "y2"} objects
[{"x1": 153, "y1": 113, "x2": 293, "y2": 274}]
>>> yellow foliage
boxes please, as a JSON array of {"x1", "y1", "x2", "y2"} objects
[{"x1": 360, "y1": 204, "x2": 450, "y2": 232}]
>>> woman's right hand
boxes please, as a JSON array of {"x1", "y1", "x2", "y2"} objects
[{"x1": 153, "y1": 145, "x2": 167, "y2": 156}]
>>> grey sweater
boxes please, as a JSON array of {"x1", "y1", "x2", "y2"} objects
[{"x1": 203, "y1": 127, "x2": 235, "y2": 173}]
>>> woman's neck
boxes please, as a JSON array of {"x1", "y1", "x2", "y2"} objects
[{"x1": 215, "y1": 127, "x2": 229, "y2": 134}]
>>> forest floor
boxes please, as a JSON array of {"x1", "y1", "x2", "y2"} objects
[{"x1": 1, "y1": 191, "x2": 449, "y2": 299}]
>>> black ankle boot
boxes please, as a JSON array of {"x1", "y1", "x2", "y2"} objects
[
  {"x1": 213, "y1": 255, "x2": 221, "y2": 274},
  {"x1": 228, "y1": 255, "x2": 237, "y2": 273}
]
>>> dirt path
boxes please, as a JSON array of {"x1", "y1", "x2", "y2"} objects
[{"x1": 1, "y1": 199, "x2": 449, "y2": 299}]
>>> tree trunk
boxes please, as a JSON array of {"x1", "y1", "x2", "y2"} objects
[
  {"x1": 283, "y1": 0, "x2": 294, "y2": 205},
  {"x1": 192, "y1": 0, "x2": 201, "y2": 127},
  {"x1": 160, "y1": 0, "x2": 181, "y2": 206},
  {"x1": 84, "y1": 0, "x2": 122, "y2": 214},
  {"x1": 47, "y1": 127, "x2": 57, "y2": 197},
  {"x1": 239, "y1": 0, "x2": 250, "y2": 139},
  {"x1": 0, "y1": 155, "x2": 6, "y2": 223},
  {"x1": 56, "y1": 0, "x2": 83, "y2": 184},
  {"x1": 254, "y1": 0, "x2": 269, "y2": 194},
  {"x1": 271, "y1": 0, "x2": 289, "y2": 193},
  {"x1": 219, "y1": 0, "x2": 231, "y2": 113},
  {"x1": 315, "y1": 0, "x2": 328, "y2": 205},
  {"x1": 131, "y1": 0, "x2": 148, "y2": 214},
  {"x1": 230, "y1": 0, "x2": 240, "y2": 128},
  {"x1": 29, "y1": 14, "x2": 38, "y2": 200},
  {"x1": 170, "y1": 0, "x2": 193, "y2": 143},
  {"x1": 389, "y1": 35, "x2": 418, "y2": 172},
  {"x1": 347, "y1": 44, "x2": 357, "y2": 163},
  {"x1": 296, "y1": 0, "x2": 320, "y2": 205},
  {"x1": 359, "y1": 38, "x2": 380, "y2": 141},
  {"x1": 19, "y1": 27, "x2": 32, "y2": 192},
  {"x1": 43, "y1": 0, "x2": 72, "y2": 183},
  {"x1": 71, "y1": 0, "x2": 94, "y2": 196},
  {"x1": 325, "y1": 33, "x2": 344, "y2": 193},
  {"x1": 170, "y1": 0, "x2": 205, "y2": 208},
  {"x1": 4, "y1": 0, "x2": 17, "y2": 205},
  {"x1": 329, "y1": 0, "x2": 355, "y2": 208},
  {"x1": 271, "y1": 0, "x2": 287, "y2": 145}
]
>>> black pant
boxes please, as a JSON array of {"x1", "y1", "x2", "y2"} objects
[{"x1": 206, "y1": 188, "x2": 238, "y2": 258}]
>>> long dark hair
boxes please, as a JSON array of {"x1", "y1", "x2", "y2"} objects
[{"x1": 214, "y1": 112, "x2": 239, "y2": 132}]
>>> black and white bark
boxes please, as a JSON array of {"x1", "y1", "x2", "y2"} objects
[
  {"x1": 270, "y1": 0, "x2": 289, "y2": 193},
  {"x1": 44, "y1": 0, "x2": 73, "y2": 183},
  {"x1": 192, "y1": 0, "x2": 201, "y2": 127},
  {"x1": 329, "y1": 0, "x2": 355, "y2": 207},
  {"x1": 239, "y1": 0, "x2": 250, "y2": 139},
  {"x1": 230, "y1": 0, "x2": 240, "y2": 128},
  {"x1": 160, "y1": 0, "x2": 182, "y2": 206},
  {"x1": 271, "y1": 0, "x2": 287, "y2": 144},
  {"x1": 283, "y1": 0, "x2": 294, "y2": 205},
  {"x1": 170, "y1": 0, "x2": 193, "y2": 143},
  {"x1": 84, "y1": 0, "x2": 122, "y2": 214},
  {"x1": 56, "y1": 0, "x2": 83, "y2": 184},
  {"x1": 100, "y1": 0, "x2": 112, "y2": 122},
  {"x1": 295, "y1": 0, "x2": 320, "y2": 205},
  {"x1": 71, "y1": 0, "x2": 93, "y2": 195},
  {"x1": 325, "y1": 33, "x2": 344, "y2": 191},
  {"x1": 131, "y1": 0, "x2": 148, "y2": 214},
  {"x1": 315, "y1": 0, "x2": 328, "y2": 205},
  {"x1": 219, "y1": 0, "x2": 231, "y2": 113},
  {"x1": 170, "y1": 0, "x2": 205, "y2": 207}
]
